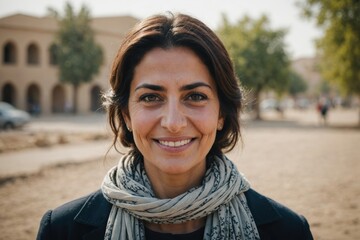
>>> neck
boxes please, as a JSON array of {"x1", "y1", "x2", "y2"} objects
[{"x1": 144, "y1": 162, "x2": 206, "y2": 199}]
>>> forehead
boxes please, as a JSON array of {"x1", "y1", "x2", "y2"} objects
[{"x1": 131, "y1": 47, "x2": 215, "y2": 88}]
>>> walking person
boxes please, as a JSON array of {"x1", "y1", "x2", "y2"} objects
[{"x1": 317, "y1": 97, "x2": 330, "y2": 125}]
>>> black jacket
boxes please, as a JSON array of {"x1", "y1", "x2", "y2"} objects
[{"x1": 37, "y1": 189, "x2": 313, "y2": 240}]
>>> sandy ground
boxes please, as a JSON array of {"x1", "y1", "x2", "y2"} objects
[{"x1": 0, "y1": 108, "x2": 359, "y2": 240}]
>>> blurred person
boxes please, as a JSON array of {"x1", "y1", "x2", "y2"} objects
[
  {"x1": 37, "y1": 13, "x2": 313, "y2": 240},
  {"x1": 317, "y1": 96, "x2": 330, "y2": 125}
]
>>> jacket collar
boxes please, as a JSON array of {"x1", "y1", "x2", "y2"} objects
[
  {"x1": 245, "y1": 188, "x2": 283, "y2": 225},
  {"x1": 73, "y1": 188, "x2": 282, "y2": 238},
  {"x1": 74, "y1": 190, "x2": 112, "y2": 239}
]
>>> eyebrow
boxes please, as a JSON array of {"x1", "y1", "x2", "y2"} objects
[
  {"x1": 135, "y1": 83, "x2": 164, "y2": 91},
  {"x1": 135, "y1": 82, "x2": 212, "y2": 92},
  {"x1": 180, "y1": 82, "x2": 212, "y2": 91}
]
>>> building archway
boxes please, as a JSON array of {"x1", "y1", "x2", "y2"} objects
[
  {"x1": 1, "y1": 83, "x2": 16, "y2": 106},
  {"x1": 27, "y1": 43, "x2": 40, "y2": 65},
  {"x1": 52, "y1": 85, "x2": 65, "y2": 113},
  {"x1": 3, "y1": 41, "x2": 17, "y2": 64},
  {"x1": 26, "y1": 83, "x2": 41, "y2": 114},
  {"x1": 90, "y1": 85, "x2": 103, "y2": 112}
]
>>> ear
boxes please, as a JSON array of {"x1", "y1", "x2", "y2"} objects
[
  {"x1": 123, "y1": 113, "x2": 132, "y2": 132},
  {"x1": 217, "y1": 116, "x2": 224, "y2": 131}
]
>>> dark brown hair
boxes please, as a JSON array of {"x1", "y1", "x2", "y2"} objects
[{"x1": 103, "y1": 12, "x2": 242, "y2": 158}]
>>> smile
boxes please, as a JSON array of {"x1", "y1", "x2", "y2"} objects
[{"x1": 158, "y1": 139, "x2": 192, "y2": 148}]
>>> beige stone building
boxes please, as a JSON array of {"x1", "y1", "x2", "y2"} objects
[
  {"x1": 0, "y1": 13, "x2": 139, "y2": 114},
  {"x1": 291, "y1": 57, "x2": 322, "y2": 97}
]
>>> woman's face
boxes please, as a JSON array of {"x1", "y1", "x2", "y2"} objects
[{"x1": 126, "y1": 47, "x2": 223, "y2": 179}]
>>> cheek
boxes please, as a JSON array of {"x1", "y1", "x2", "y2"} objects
[
  {"x1": 129, "y1": 107, "x2": 160, "y2": 142},
  {"x1": 190, "y1": 108, "x2": 220, "y2": 135}
]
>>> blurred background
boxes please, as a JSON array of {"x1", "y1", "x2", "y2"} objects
[{"x1": 0, "y1": 0, "x2": 359, "y2": 239}]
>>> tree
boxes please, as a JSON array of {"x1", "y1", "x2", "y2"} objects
[
  {"x1": 218, "y1": 15, "x2": 290, "y2": 119},
  {"x1": 298, "y1": 0, "x2": 360, "y2": 123},
  {"x1": 49, "y1": 2, "x2": 103, "y2": 113},
  {"x1": 288, "y1": 71, "x2": 308, "y2": 97}
]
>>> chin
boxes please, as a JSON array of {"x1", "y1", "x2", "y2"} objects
[{"x1": 162, "y1": 158, "x2": 206, "y2": 175}]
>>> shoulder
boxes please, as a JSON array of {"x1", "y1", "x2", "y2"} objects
[
  {"x1": 244, "y1": 189, "x2": 313, "y2": 240},
  {"x1": 37, "y1": 190, "x2": 111, "y2": 240}
]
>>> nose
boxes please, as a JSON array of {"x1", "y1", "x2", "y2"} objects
[{"x1": 161, "y1": 100, "x2": 187, "y2": 133}]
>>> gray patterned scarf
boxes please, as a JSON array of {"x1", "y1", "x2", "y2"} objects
[{"x1": 101, "y1": 154, "x2": 260, "y2": 240}]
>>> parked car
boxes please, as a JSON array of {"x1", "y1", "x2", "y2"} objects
[{"x1": 0, "y1": 102, "x2": 31, "y2": 129}]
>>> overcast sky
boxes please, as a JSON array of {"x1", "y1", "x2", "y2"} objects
[{"x1": 0, "y1": 0, "x2": 322, "y2": 59}]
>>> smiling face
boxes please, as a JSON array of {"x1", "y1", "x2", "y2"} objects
[{"x1": 126, "y1": 46, "x2": 223, "y2": 182}]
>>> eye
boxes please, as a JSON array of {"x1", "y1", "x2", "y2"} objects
[
  {"x1": 186, "y1": 92, "x2": 208, "y2": 102},
  {"x1": 139, "y1": 94, "x2": 162, "y2": 103}
]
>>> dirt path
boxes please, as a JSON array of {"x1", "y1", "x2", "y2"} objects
[
  {"x1": 232, "y1": 126, "x2": 360, "y2": 240},
  {"x1": 0, "y1": 109, "x2": 359, "y2": 240}
]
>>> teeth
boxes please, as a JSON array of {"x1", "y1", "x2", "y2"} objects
[{"x1": 159, "y1": 139, "x2": 191, "y2": 147}]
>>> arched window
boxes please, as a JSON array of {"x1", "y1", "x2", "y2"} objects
[
  {"x1": 1, "y1": 83, "x2": 17, "y2": 106},
  {"x1": 49, "y1": 43, "x2": 58, "y2": 65},
  {"x1": 26, "y1": 83, "x2": 41, "y2": 115},
  {"x1": 52, "y1": 85, "x2": 65, "y2": 113},
  {"x1": 3, "y1": 42, "x2": 17, "y2": 64},
  {"x1": 27, "y1": 43, "x2": 40, "y2": 65}
]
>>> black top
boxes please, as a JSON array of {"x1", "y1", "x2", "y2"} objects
[
  {"x1": 145, "y1": 227, "x2": 205, "y2": 240},
  {"x1": 37, "y1": 189, "x2": 313, "y2": 240}
]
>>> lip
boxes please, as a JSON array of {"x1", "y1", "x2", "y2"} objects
[{"x1": 154, "y1": 137, "x2": 195, "y2": 152}]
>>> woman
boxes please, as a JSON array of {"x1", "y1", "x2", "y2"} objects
[{"x1": 37, "y1": 13, "x2": 313, "y2": 240}]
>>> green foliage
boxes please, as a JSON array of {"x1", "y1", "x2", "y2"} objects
[
  {"x1": 318, "y1": 79, "x2": 332, "y2": 95},
  {"x1": 218, "y1": 14, "x2": 290, "y2": 119},
  {"x1": 289, "y1": 71, "x2": 308, "y2": 96},
  {"x1": 298, "y1": 0, "x2": 360, "y2": 96},
  {"x1": 49, "y1": 44, "x2": 58, "y2": 65},
  {"x1": 49, "y1": 2, "x2": 103, "y2": 113},
  {"x1": 50, "y1": 3, "x2": 103, "y2": 85}
]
